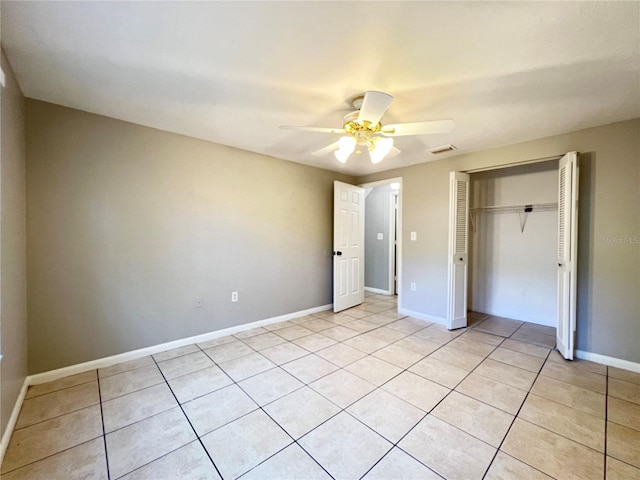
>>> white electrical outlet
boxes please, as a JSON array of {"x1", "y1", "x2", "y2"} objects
[
  {"x1": 377, "y1": 233, "x2": 383, "y2": 240},
  {"x1": 231, "y1": 291, "x2": 238, "y2": 302},
  {"x1": 195, "y1": 296, "x2": 203, "y2": 308},
  {"x1": 410, "y1": 283, "x2": 416, "y2": 291}
]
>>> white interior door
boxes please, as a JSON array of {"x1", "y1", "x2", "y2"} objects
[
  {"x1": 557, "y1": 152, "x2": 579, "y2": 359},
  {"x1": 334, "y1": 181, "x2": 365, "y2": 312},
  {"x1": 447, "y1": 171, "x2": 470, "y2": 329}
]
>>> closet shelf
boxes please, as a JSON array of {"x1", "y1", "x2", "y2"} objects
[
  {"x1": 470, "y1": 202, "x2": 558, "y2": 213},
  {"x1": 470, "y1": 202, "x2": 558, "y2": 233}
]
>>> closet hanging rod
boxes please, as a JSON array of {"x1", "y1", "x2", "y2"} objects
[{"x1": 470, "y1": 202, "x2": 558, "y2": 213}]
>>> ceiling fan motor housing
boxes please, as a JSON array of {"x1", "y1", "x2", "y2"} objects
[
  {"x1": 343, "y1": 119, "x2": 382, "y2": 148},
  {"x1": 350, "y1": 95, "x2": 365, "y2": 110}
]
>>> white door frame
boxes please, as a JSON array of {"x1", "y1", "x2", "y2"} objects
[{"x1": 359, "y1": 177, "x2": 403, "y2": 306}]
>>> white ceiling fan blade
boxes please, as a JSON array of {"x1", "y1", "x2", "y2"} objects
[
  {"x1": 311, "y1": 142, "x2": 341, "y2": 156},
  {"x1": 357, "y1": 91, "x2": 393, "y2": 126},
  {"x1": 380, "y1": 119, "x2": 455, "y2": 136},
  {"x1": 279, "y1": 125, "x2": 345, "y2": 134}
]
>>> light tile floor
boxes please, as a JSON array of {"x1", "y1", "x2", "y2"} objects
[{"x1": 2, "y1": 294, "x2": 639, "y2": 479}]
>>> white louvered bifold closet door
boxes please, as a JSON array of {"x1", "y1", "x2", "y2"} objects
[
  {"x1": 557, "y1": 152, "x2": 579, "y2": 359},
  {"x1": 447, "y1": 171, "x2": 470, "y2": 329}
]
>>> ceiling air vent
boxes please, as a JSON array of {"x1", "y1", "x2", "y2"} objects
[{"x1": 427, "y1": 144, "x2": 457, "y2": 155}]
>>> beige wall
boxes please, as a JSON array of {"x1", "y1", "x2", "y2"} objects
[
  {"x1": 26, "y1": 100, "x2": 354, "y2": 373},
  {"x1": 1, "y1": 51, "x2": 27, "y2": 434},
  {"x1": 360, "y1": 119, "x2": 640, "y2": 363},
  {"x1": 21, "y1": 97, "x2": 640, "y2": 372}
]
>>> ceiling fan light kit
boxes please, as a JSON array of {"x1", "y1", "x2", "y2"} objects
[
  {"x1": 280, "y1": 91, "x2": 455, "y2": 165},
  {"x1": 369, "y1": 137, "x2": 394, "y2": 164},
  {"x1": 334, "y1": 136, "x2": 356, "y2": 163},
  {"x1": 333, "y1": 119, "x2": 395, "y2": 164}
]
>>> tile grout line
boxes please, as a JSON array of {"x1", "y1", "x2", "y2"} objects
[
  {"x1": 201, "y1": 342, "x2": 338, "y2": 479},
  {"x1": 354, "y1": 445, "x2": 398, "y2": 480},
  {"x1": 151, "y1": 355, "x2": 225, "y2": 480},
  {"x1": 0, "y1": 437, "x2": 103, "y2": 476},
  {"x1": 11, "y1": 401, "x2": 103, "y2": 433},
  {"x1": 328, "y1": 322, "x2": 497, "y2": 478},
  {"x1": 273, "y1": 348, "x2": 419, "y2": 480},
  {"x1": 379, "y1": 332, "x2": 509, "y2": 477},
  {"x1": 241, "y1": 404, "x2": 337, "y2": 479},
  {"x1": 357, "y1": 376, "x2": 450, "y2": 478},
  {"x1": 342, "y1": 394, "x2": 438, "y2": 479},
  {"x1": 0, "y1": 378, "x2": 108, "y2": 477},
  {"x1": 516, "y1": 383, "x2": 606, "y2": 419},
  {"x1": 604, "y1": 366, "x2": 609, "y2": 480},
  {"x1": 475, "y1": 332, "x2": 613, "y2": 476},
  {"x1": 165, "y1": 316, "x2": 620, "y2": 474},
  {"x1": 479, "y1": 347, "x2": 553, "y2": 480},
  {"x1": 13, "y1": 300, "x2": 630, "y2": 479},
  {"x1": 198, "y1": 334, "x2": 343, "y2": 479},
  {"x1": 453, "y1": 320, "x2": 542, "y2": 464},
  {"x1": 247, "y1": 369, "x2": 341, "y2": 477},
  {"x1": 310, "y1": 315, "x2": 516, "y2": 456},
  {"x1": 79, "y1": 315, "x2": 512, "y2": 466},
  {"x1": 97, "y1": 370, "x2": 112, "y2": 480},
  {"x1": 221, "y1": 309, "x2": 420, "y2": 479},
  {"x1": 18, "y1": 377, "x2": 97, "y2": 401},
  {"x1": 475, "y1": 315, "x2": 559, "y2": 478}
]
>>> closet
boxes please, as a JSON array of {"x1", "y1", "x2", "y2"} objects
[
  {"x1": 468, "y1": 160, "x2": 559, "y2": 326},
  {"x1": 447, "y1": 152, "x2": 579, "y2": 359}
]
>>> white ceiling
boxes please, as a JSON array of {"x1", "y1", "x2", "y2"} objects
[{"x1": 2, "y1": 1, "x2": 639, "y2": 176}]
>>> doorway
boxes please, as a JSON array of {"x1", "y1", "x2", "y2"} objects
[
  {"x1": 332, "y1": 178, "x2": 403, "y2": 313},
  {"x1": 362, "y1": 180, "x2": 400, "y2": 297}
]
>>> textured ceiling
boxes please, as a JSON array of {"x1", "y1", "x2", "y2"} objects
[{"x1": 2, "y1": 1, "x2": 639, "y2": 175}]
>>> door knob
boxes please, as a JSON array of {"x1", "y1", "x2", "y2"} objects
[{"x1": 333, "y1": 251, "x2": 343, "y2": 256}]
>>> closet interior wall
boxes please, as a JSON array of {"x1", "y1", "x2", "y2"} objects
[{"x1": 469, "y1": 160, "x2": 559, "y2": 326}]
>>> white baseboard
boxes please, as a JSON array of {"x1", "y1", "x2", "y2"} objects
[
  {"x1": 576, "y1": 350, "x2": 640, "y2": 373},
  {"x1": 0, "y1": 304, "x2": 327, "y2": 468},
  {"x1": 10, "y1": 300, "x2": 639, "y2": 470},
  {"x1": 28, "y1": 303, "x2": 332, "y2": 386},
  {"x1": 364, "y1": 287, "x2": 392, "y2": 295},
  {"x1": 398, "y1": 308, "x2": 447, "y2": 326},
  {"x1": 0, "y1": 378, "x2": 28, "y2": 466}
]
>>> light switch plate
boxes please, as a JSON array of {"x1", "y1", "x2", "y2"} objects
[
  {"x1": 377, "y1": 233, "x2": 383, "y2": 240},
  {"x1": 411, "y1": 232, "x2": 417, "y2": 241}
]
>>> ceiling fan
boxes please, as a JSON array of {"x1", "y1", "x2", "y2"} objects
[{"x1": 280, "y1": 91, "x2": 454, "y2": 164}]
